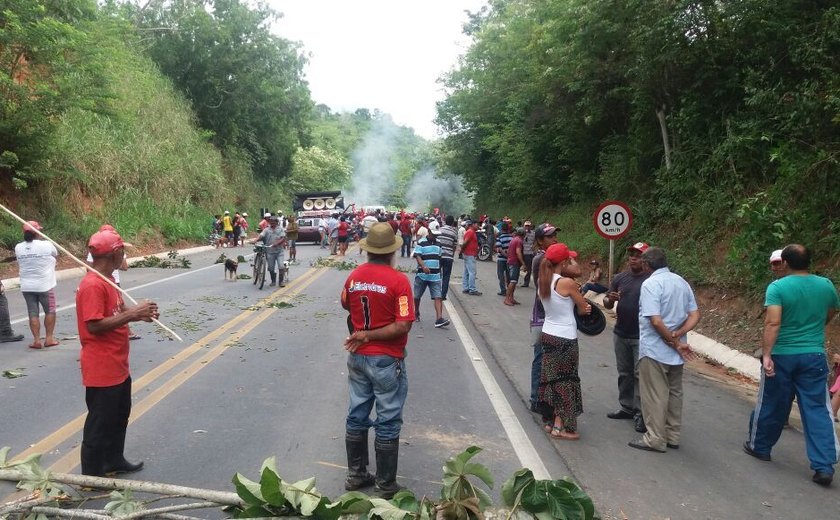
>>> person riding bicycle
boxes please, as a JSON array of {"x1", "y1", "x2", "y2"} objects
[{"x1": 250, "y1": 216, "x2": 287, "y2": 287}]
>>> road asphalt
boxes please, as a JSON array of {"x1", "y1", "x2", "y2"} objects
[{"x1": 0, "y1": 248, "x2": 838, "y2": 519}]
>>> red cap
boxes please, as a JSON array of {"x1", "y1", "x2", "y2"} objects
[
  {"x1": 88, "y1": 230, "x2": 125, "y2": 256},
  {"x1": 627, "y1": 242, "x2": 650, "y2": 254},
  {"x1": 22, "y1": 221, "x2": 41, "y2": 232},
  {"x1": 545, "y1": 243, "x2": 578, "y2": 264}
]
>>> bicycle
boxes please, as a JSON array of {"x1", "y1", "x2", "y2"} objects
[{"x1": 252, "y1": 244, "x2": 267, "y2": 290}]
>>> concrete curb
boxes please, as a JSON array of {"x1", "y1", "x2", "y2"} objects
[
  {"x1": 584, "y1": 292, "x2": 761, "y2": 382},
  {"x1": 1, "y1": 245, "x2": 216, "y2": 290}
]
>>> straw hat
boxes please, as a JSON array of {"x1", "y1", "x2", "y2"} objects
[{"x1": 359, "y1": 222, "x2": 401, "y2": 254}]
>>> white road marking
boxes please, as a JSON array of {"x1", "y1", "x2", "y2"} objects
[
  {"x1": 444, "y1": 299, "x2": 551, "y2": 479},
  {"x1": 9, "y1": 261, "x2": 228, "y2": 325}
]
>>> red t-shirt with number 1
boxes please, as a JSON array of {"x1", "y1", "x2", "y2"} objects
[{"x1": 342, "y1": 263, "x2": 415, "y2": 358}]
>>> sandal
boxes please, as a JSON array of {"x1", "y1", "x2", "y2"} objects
[
  {"x1": 549, "y1": 426, "x2": 564, "y2": 439},
  {"x1": 558, "y1": 430, "x2": 580, "y2": 441},
  {"x1": 128, "y1": 334, "x2": 141, "y2": 340}
]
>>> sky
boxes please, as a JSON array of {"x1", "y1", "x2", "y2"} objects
[{"x1": 268, "y1": 0, "x2": 488, "y2": 140}]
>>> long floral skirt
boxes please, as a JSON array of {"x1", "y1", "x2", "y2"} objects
[{"x1": 537, "y1": 332, "x2": 583, "y2": 432}]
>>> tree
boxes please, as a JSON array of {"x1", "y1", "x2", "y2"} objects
[{"x1": 136, "y1": 0, "x2": 312, "y2": 181}]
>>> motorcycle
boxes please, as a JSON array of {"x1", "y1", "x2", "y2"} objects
[{"x1": 476, "y1": 231, "x2": 492, "y2": 262}]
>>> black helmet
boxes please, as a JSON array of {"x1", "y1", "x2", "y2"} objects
[{"x1": 575, "y1": 300, "x2": 606, "y2": 336}]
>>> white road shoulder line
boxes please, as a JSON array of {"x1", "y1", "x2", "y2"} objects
[{"x1": 444, "y1": 299, "x2": 551, "y2": 480}]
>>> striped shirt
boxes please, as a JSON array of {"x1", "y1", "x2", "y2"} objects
[
  {"x1": 436, "y1": 226, "x2": 458, "y2": 259},
  {"x1": 413, "y1": 237, "x2": 441, "y2": 282},
  {"x1": 495, "y1": 232, "x2": 512, "y2": 261}
]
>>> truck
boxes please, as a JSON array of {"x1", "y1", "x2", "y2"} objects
[{"x1": 293, "y1": 191, "x2": 354, "y2": 244}]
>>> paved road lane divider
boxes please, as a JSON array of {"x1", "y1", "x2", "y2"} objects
[
  {"x1": 7, "y1": 265, "x2": 328, "y2": 476},
  {"x1": 444, "y1": 300, "x2": 551, "y2": 480}
]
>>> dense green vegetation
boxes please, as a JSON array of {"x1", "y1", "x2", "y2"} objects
[
  {"x1": 437, "y1": 0, "x2": 839, "y2": 291},
  {"x1": 0, "y1": 0, "x2": 447, "y2": 251}
]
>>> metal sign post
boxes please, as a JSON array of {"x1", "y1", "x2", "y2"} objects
[{"x1": 593, "y1": 200, "x2": 633, "y2": 284}]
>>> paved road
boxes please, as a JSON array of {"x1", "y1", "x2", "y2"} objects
[
  {"x1": 0, "y1": 244, "x2": 569, "y2": 509},
  {"x1": 0, "y1": 245, "x2": 836, "y2": 518}
]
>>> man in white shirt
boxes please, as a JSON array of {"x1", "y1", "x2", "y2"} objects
[
  {"x1": 361, "y1": 213, "x2": 379, "y2": 237},
  {"x1": 14, "y1": 221, "x2": 59, "y2": 349}
]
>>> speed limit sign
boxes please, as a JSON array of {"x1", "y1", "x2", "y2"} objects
[{"x1": 593, "y1": 200, "x2": 632, "y2": 240}]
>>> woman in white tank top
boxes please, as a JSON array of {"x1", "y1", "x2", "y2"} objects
[{"x1": 535, "y1": 243, "x2": 592, "y2": 440}]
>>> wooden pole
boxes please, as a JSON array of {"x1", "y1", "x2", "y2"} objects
[{"x1": 0, "y1": 202, "x2": 182, "y2": 342}]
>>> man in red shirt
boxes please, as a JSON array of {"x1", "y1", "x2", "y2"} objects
[
  {"x1": 505, "y1": 227, "x2": 526, "y2": 305},
  {"x1": 398, "y1": 214, "x2": 413, "y2": 257},
  {"x1": 460, "y1": 220, "x2": 482, "y2": 295},
  {"x1": 341, "y1": 222, "x2": 414, "y2": 498},
  {"x1": 76, "y1": 230, "x2": 159, "y2": 477}
]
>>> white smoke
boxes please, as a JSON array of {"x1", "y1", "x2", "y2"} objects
[
  {"x1": 344, "y1": 115, "x2": 474, "y2": 215},
  {"x1": 405, "y1": 167, "x2": 473, "y2": 216},
  {"x1": 344, "y1": 117, "x2": 400, "y2": 208}
]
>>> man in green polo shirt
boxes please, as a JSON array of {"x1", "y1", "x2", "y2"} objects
[{"x1": 744, "y1": 244, "x2": 840, "y2": 487}]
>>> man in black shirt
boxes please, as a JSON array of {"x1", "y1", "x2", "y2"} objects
[{"x1": 603, "y1": 242, "x2": 651, "y2": 433}]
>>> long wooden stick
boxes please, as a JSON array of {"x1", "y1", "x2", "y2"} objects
[{"x1": 0, "y1": 202, "x2": 183, "y2": 342}]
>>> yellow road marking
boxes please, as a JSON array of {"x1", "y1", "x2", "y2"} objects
[
  {"x1": 9, "y1": 266, "x2": 325, "y2": 465},
  {"x1": 45, "y1": 269, "x2": 325, "y2": 474}
]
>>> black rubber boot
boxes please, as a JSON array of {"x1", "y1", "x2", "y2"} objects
[
  {"x1": 344, "y1": 430, "x2": 375, "y2": 490},
  {"x1": 81, "y1": 442, "x2": 105, "y2": 477},
  {"x1": 374, "y1": 437, "x2": 403, "y2": 499},
  {"x1": 269, "y1": 271, "x2": 276, "y2": 286},
  {"x1": 277, "y1": 270, "x2": 285, "y2": 287}
]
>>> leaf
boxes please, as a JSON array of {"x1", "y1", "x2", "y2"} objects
[
  {"x1": 0, "y1": 446, "x2": 9, "y2": 467},
  {"x1": 2, "y1": 369, "x2": 27, "y2": 379},
  {"x1": 501, "y1": 468, "x2": 536, "y2": 506},
  {"x1": 105, "y1": 489, "x2": 145, "y2": 517},
  {"x1": 232, "y1": 473, "x2": 264, "y2": 506},
  {"x1": 368, "y1": 498, "x2": 414, "y2": 520},
  {"x1": 462, "y1": 462, "x2": 494, "y2": 488},
  {"x1": 333, "y1": 491, "x2": 373, "y2": 514},
  {"x1": 259, "y1": 464, "x2": 286, "y2": 507}
]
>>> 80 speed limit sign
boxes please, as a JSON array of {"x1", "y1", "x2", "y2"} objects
[{"x1": 593, "y1": 200, "x2": 632, "y2": 239}]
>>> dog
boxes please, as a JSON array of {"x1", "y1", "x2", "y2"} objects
[
  {"x1": 216, "y1": 235, "x2": 229, "y2": 248},
  {"x1": 224, "y1": 258, "x2": 238, "y2": 280}
]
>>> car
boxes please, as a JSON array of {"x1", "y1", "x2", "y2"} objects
[{"x1": 296, "y1": 217, "x2": 321, "y2": 244}]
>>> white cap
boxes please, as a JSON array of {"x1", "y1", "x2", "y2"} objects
[
  {"x1": 264, "y1": 212, "x2": 271, "y2": 218},
  {"x1": 417, "y1": 226, "x2": 429, "y2": 238},
  {"x1": 428, "y1": 220, "x2": 441, "y2": 234},
  {"x1": 224, "y1": 210, "x2": 230, "y2": 214},
  {"x1": 769, "y1": 249, "x2": 783, "y2": 263},
  {"x1": 242, "y1": 213, "x2": 248, "y2": 217}
]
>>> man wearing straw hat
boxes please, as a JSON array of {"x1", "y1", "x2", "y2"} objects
[
  {"x1": 77, "y1": 229, "x2": 159, "y2": 477},
  {"x1": 341, "y1": 222, "x2": 415, "y2": 498}
]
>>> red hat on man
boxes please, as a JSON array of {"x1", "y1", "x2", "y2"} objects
[
  {"x1": 627, "y1": 242, "x2": 650, "y2": 254},
  {"x1": 22, "y1": 221, "x2": 41, "y2": 232},
  {"x1": 545, "y1": 243, "x2": 578, "y2": 264},
  {"x1": 88, "y1": 230, "x2": 125, "y2": 257}
]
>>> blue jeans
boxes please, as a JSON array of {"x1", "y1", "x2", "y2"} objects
[
  {"x1": 266, "y1": 252, "x2": 283, "y2": 275},
  {"x1": 747, "y1": 352, "x2": 839, "y2": 474},
  {"x1": 346, "y1": 353, "x2": 408, "y2": 441},
  {"x1": 529, "y1": 326, "x2": 543, "y2": 408},
  {"x1": 496, "y1": 260, "x2": 508, "y2": 293},
  {"x1": 462, "y1": 255, "x2": 477, "y2": 292},
  {"x1": 401, "y1": 234, "x2": 412, "y2": 257},
  {"x1": 440, "y1": 258, "x2": 453, "y2": 299}
]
